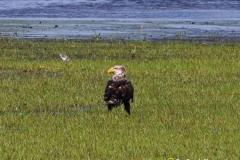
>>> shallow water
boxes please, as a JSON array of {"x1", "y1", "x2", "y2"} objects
[
  {"x1": 0, "y1": 0, "x2": 240, "y2": 40},
  {"x1": 1, "y1": 0, "x2": 240, "y2": 18}
]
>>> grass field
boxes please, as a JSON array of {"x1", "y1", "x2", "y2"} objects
[{"x1": 0, "y1": 38, "x2": 240, "y2": 159}]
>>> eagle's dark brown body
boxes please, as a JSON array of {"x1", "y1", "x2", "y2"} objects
[{"x1": 104, "y1": 79, "x2": 134, "y2": 114}]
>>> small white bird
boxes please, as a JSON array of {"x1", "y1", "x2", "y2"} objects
[{"x1": 59, "y1": 53, "x2": 70, "y2": 62}]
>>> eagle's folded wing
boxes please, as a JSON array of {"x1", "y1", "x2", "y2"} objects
[{"x1": 104, "y1": 80, "x2": 134, "y2": 104}]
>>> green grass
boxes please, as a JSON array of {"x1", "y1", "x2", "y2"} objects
[{"x1": 0, "y1": 38, "x2": 240, "y2": 159}]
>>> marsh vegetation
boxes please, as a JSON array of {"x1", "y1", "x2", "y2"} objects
[{"x1": 0, "y1": 39, "x2": 239, "y2": 159}]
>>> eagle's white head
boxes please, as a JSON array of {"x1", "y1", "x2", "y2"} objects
[{"x1": 107, "y1": 65, "x2": 126, "y2": 81}]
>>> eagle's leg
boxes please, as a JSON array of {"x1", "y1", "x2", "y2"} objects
[
  {"x1": 123, "y1": 101, "x2": 131, "y2": 115},
  {"x1": 107, "y1": 104, "x2": 114, "y2": 112}
]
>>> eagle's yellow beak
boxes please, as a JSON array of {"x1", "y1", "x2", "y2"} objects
[{"x1": 107, "y1": 67, "x2": 115, "y2": 74}]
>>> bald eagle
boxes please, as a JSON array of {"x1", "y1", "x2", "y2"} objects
[{"x1": 104, "y1": 65, "x2": 134, "y2": 115}]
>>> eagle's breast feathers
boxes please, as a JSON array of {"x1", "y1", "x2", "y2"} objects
[{"x1": 104, "y1": 79, "x2": 134, "y2": 106}]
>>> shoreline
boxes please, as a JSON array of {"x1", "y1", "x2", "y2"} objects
[
  {"x1": 0, "y1": 18, "x2": 240, "y2": 42},
  {"x1": 1, "y1": 37, "x2": 240, "y2": 44}
]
